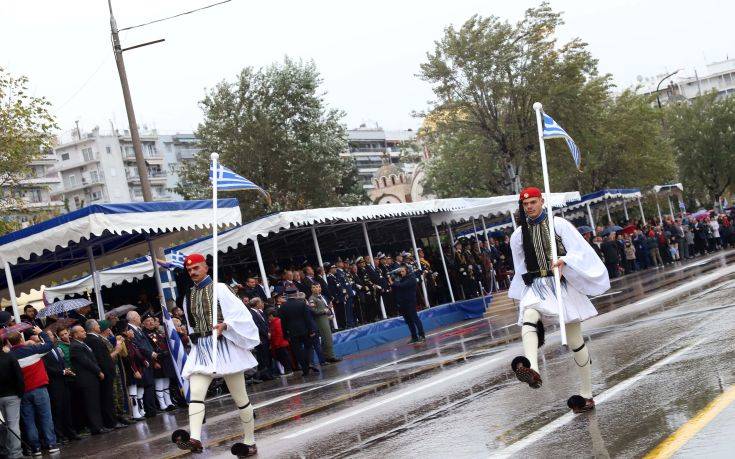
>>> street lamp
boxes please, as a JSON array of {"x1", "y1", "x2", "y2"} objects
[{"x1": 656, "y1": 69, "x2": 682, "y2": 109}]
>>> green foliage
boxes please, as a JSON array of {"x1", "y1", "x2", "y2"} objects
[
  {"x1": 175, "y1": 57, "x2": 365, "y2": 220},
  {"x1": 418, "y1": 3, "x2": 673, "y2": 198},
  {"x1": 0, "y1": 68, "x2": 57, "y2": 217},
  {"x1": 666, "y1": 92, "x2": 735, "y2": 205}
]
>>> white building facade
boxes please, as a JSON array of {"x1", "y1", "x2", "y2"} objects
[
  {"x1": 639, "y1": 58, "x2": 735, "y2": 105},
  {"x1": 49, "y1": 127, "x2": 200, "y2": 212},
  {"x1": 1, "y1": 153, "x2": 64, "y2": 227}
]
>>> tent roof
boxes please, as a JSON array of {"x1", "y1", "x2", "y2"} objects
[
  {"x1": 167, "y1": 198, "x2": 494, "y2": 257},
  {"x1": 0, "y1": 199, "x2": 241, "y2": 298},
  {"x1": 562, "y1": 188, "x2": 641, "y2": 212},
  {"x1": 430, "y1": 192, "x2": 580, "y2": 226}
]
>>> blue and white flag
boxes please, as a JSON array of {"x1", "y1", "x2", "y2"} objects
[
  {"x1": 161, "y1": 305, "x2": 190, "y2": 401},
  {"x1": 164, "y1": 250, "x2": 186, "y2": 269},
  {"x1": 209, "y1": 163, "x2": 263, "y2": 191},
  {"x1": 542, "y1": 113, "x2": 582, "y2": 171}
]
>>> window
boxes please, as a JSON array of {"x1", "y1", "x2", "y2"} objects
[
  {"x1": 74, "y1": 196, "x2": 81, "y2": 208},
  {"x1": 61, "y1": 153, "x2": 70, "y2": 161},
  {"x1": 90, "y1": 190, "x2": 102, "y2": 201},
  {"x1": 68, "y1": 174, "x2": 77, "y2": 187},
  {"x1": 90, "y1": 170, "x2": 99, "y2": 182},
  {"x1": 106, "y1": 146, "x2": 112, "y2": 154},
  {"x1": 82, "y1": 148, "x2": 94, "y2": 161}
]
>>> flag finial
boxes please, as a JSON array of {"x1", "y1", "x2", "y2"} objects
[
  {"x1": 533, "y1": 102, "x2": 542, "y2": 111},
  {"x1": 210, "y1": 152, "x2": 219, "y2": 160}
]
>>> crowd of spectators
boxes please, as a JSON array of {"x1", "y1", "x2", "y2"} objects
[{"x1": 586, "y1": 209, "x2": 735, "y2": 279}]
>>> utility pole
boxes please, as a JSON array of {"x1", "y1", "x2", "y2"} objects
[{"x1": 108, "y1": 0, "x2": 154, "y2": 201}]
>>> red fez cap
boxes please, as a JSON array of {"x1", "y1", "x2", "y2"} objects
[
  {"x1": 184, "y1": 253, "x2": 206, "y2": 267},
  {"x1": 519, "y1": 187, "x2": 542, "y2": 201}
]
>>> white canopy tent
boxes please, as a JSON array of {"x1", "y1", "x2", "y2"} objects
[{"x1": 0, "y1": 200, "x2": 241, "y2": 321}]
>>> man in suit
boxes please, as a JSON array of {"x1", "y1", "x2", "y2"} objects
[
  {"x1": 69, "y1": 325, "x2": 109, "y2": 435},
  {"x1": 42, "y1": 332, "x2": 79, "y2": 443},
  {"x1": 278, "y1": 286, "x2": 318, "y2": 376},
  {"x1": 126, "y1": 311, "x2": 157, "y2": 418},
  {"x1": 302, "y1": 266, "x2": 319, "y2": 295},
  {"x1": 84, "y1": 319, "x2": 122, "y2": 429},
  {"x1": 247, "y1": 298, "x2": 272, "y2": 380},
  {"x1": 335, "y1": 261, "x2": 356, "y2": 328},
  {"x1": 242, "y1": 277, "x2": 268, "y2": 302}
]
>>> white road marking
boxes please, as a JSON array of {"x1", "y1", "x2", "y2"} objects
[
  {"x1": 280, "y1": 353, "x2": 507, "y2": 439},
  {"x1": 490, "y1": 336, "x2": 707, "y2": 458}
]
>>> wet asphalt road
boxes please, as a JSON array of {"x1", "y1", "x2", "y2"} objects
[{"x1": 60, "y1": 250, "x2": 735, "y2": 458}]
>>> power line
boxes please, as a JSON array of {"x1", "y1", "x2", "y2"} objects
[{"x1": 118, "y1": 0, "x2": 232, "y2": 32}]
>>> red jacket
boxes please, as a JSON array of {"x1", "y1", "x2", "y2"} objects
[
  {"x1": 10, "y1": 332, "x2": 53, "y2": 393},
  {"x1": 268, "y1": 317, "x2": 289, "y2": 350}
]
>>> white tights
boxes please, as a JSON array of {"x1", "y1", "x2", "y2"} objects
[
  {"x1": 155, "y1": 378, "x2": 173, "y2": 410},
  {"x1": 128, "y1": 384, "x2": 146, "y2": 418},
  {"x1": 521, "y1": 308, "x2": 593, "y2": 399},
  {"x1": 188, "y1": 373, "x2": 255, "y2": 445}
]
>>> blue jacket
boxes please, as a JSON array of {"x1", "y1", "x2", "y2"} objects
[{"x1": 391, "y1": 272, "x2": 419, "y2": 309}]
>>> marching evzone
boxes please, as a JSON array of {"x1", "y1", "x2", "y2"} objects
[
  {"x1": 508, "y1": 187, "x2": 610, "y2": 413},
  {"x1": 171, "y1": 253, "x2": 261, "y2": 457}
]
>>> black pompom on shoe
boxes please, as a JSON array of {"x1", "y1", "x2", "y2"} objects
[
  {"x1": 231, "y1": 442, "x2": 258, "y2": 457},
  {"x1": 567, "y1": 395, "x2": 595, "y2": 413},
  {"x1": 511, "y1": 356, "x2": 542, "y2": 389},
  {"x1": 171, "y1": 429, "x2": 189, "y2": 444}
]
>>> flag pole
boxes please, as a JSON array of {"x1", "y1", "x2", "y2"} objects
[
  {"x1": 532, "y1": 102, "x2": 568, "y2": 347},
  {"x1": 211, "y1": 152, "x2": 219, "y2": 373}
]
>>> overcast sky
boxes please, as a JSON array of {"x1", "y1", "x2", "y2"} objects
[{"x1": 1, "y1": 0, "x2": 733, "y2": 137}]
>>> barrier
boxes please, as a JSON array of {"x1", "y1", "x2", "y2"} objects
[{"x1": 332, "y1": 295, "x2": 492, "y2": 357}]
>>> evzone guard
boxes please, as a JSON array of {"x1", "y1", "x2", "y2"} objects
[
  {"x1": 508, "y1": 187, "x2": 610, "y2": 413},
  {"x1": 171, "y1": 253, "x2": 261, "y2": 457}
]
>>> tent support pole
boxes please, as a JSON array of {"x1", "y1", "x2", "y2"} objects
[
  {"x1": 407, "y1": 217, "x2": 430, "y2": 308},
  {"x1": 87, "y1": 247, "x2": 105, "y2": 319},
  {"x1": 434, "y1": 225, "x2": 455, "y2": 303},
  {"x1": 3, "y1": 260, "x2": 20, "y2": 323},
  {"x1": 623, "y1": 199, "x2": 629, "y2": 221},
  {"x1": 510, "y1": 210, "x2": 517, "y2": 229},
  {"x1": 605, "y1": 199, "x2": 612, "y2": 225},
  {"x1": 253, "y1": 237, "x2": 271, "y2": 299},
  {"x1": 480, "y1": 215, "x2": 499, "y2": 292},
  {"x1": 471, "y1": 218, "x2": 489, "y2": 310},
  {"x1": 311, "y1": 227, "x2": 337, "y2": 329},
  {"x1": 146, "y1": 239, "x2": 167, "y2": 313},
  {"x1": 447, "y1": 224, "x2": 456, "y2": 247},
  {"x1": 638, "y1": 196, "x2": 646, "y2": 224},
  {"x1": 362, "y1": 222, "x2": 386, "y2": 319},
  {"x1": 668, "y1": 194, "x2": 675, "y2": 219},
  {"x1": 586, "y1": 203, "x2": 596, "y2": 236},
  {"x1": 655, "y1": 195, "x2": 663, "y2": 225}
]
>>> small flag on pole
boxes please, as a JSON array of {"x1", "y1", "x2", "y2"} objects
[
  {"x1": 541, "y1": 113, "x2": 582, "y2": 171},
  {"x1": 162, "y1": 251, "x2": 186, "y2": 269},
  {"x1": 161, "y1": 304, "x2": 190, "y2": 401},
  {"x1": 209, "y1": 163, "x2": 262, "y2": 191}
]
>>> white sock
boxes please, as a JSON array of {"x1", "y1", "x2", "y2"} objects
[
  {"x1": 128, "y1": 385, "x2": 140, "y2": 418},
  {"x1": 224, "y1": 373, "x2": 256, "y2": 445},
  {"x1": 155, "y1": 378, "x2": 167, "y2": 410},
  {"x1": 188, "y1": 374, "x2": 212, "y2": 441},
  {"x1": 521, "y1": 308, "x2": 541, "y2": 372},
  {"x1": 162, "y1": 379, "x2": 173, "y2": 407},
  {"x1": 567, "y1": 322, "x2": 593, "y2": 399}
]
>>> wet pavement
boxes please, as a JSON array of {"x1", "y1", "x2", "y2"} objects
[{"x1": 58, "y1": 250, "x2": 735, "y2": 458}]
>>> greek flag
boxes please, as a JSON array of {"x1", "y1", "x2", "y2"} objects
[
  {"x1": 165, "y1": 250, "x2": 186, "y2": 269},
  {"x1": 161, "y1": 305, "x2": 190, "y2": 401},
  {"x1": 209, "y1": 163, "x2": 263, "y2": 191},
  {"x1": 542, "y1": 113, "x2": 582, "y2": 170}
]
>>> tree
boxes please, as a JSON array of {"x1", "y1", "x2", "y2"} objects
[
  {"x1": 0, "y1": 68, "x2": 57, "y2": 218},
  {"x1": 418, "y1": 3, "x2": 611, "y2": 195},
  {"x1": 175, "y1": 57, "x2": 365, "y2": 220},
  {"x1": 666, "y1": 92, "x2": 735, "y2": 206}
]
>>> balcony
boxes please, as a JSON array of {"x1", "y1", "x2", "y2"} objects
[
  {"x1": 126, "y1": 170, "x2": 167, "y2": 184},
  {"x1": 62, "y1": 173, "x2": 106, "y2": 193},
  {"x1": 30, "y1": 154, "x2": 58, "y2": 166},
  {"x1": 18, "y1": 176, "x2": 62, "y2": 186},
  {"x1": 52, "y1": 152, "x2": 101, "y2": 172},
  {"x1": 122, "y1": 151, "x2": 164, "y2": 162}
]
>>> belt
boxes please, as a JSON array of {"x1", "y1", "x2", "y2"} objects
[
  {"x1": 190, "y1": 330, "x2": 222, "y2": 344},
  {"x1": 521, "y1": 270, "x2": 556, "y2": 286}
]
